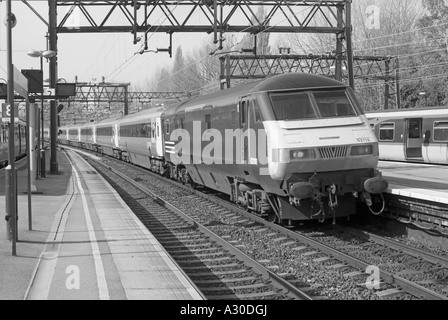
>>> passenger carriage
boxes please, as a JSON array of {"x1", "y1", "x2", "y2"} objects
[{"x1": 367, "y1": 107, "x2": 448, "y2": 164}]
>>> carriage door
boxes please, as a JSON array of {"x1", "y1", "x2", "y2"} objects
[
  {"x1": 405, "y1": 118, "x2": 423, "y2": 159},
  {"x1": 239, "y1": 97, "x2": 250, "y2": 164}
]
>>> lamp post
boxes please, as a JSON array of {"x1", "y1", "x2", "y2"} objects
[
  {"x1": 6, "y1": 0, "x2": 17, "y2": 254},
  {"x1": 27, "y1": 49, "x2": 56, "y2": 178}
]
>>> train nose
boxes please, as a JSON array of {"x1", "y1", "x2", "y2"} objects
[{"x1": 363, "y1": 176, "x2": 388, "y2": 194}]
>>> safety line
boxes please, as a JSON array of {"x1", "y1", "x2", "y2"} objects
[{"x1": 67, "y1": 153, "x2": 110, "y2": 300}]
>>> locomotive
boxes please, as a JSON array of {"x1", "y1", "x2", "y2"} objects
[
  {"x1": 59, "y1": 73, "x2": 388, "y2": 223},
  {"x1": 367, "y1": 107, "x2": 448, "y2": 164}
]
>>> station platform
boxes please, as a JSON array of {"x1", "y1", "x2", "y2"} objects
[
  {"x1": 378, "y1": 160, "x2": 448, "y2": 205},
  {"x1": 377, "y1": 160, "x2": 448, "y2": 228},
  {"x1": 0, "y1": 149, "x2": 203, "y2": 300}
]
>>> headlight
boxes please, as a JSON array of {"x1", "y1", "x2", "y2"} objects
[
  {"x1": 289, "y1": 148, "x2": 316, "y2": 160},
  {"x1": 272, "y1": 148, "x2": 316, "y2": 163},
  {"x1": 350, "y1": 144, "x2": 373, "y2": 156}
]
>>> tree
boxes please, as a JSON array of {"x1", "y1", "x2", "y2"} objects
[
  {"x1": 410, "y1": 0, "x2": 448, "y2": 107},
  {"x1": 156, "y1": 67, "x2": 173, "y2": 92},
  {"x1": 238, "y1": 7, "x2": 271, "y2": 55},
  {"x1": 171, "y1": 47, "x2": 187, "y2": 91}
]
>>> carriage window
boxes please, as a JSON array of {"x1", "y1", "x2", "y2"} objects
[
  {"x1": 408, "y1": 119, "x2": 421, "y2": 138},
  {"x1": 97, "y1": 126, "x2": 112, "y2": 136},
  {"x1": 379, "y1": 123, "x2": 394, "y2": 141},
  {"x1": 270, "y1": 92, "x2": 316, "y2": 121},
  {"x1": 434, "y1": 121, "x2": 448, "y2": 142},
  {"x1": 313, "y1": 91, "x2": 357, "y2": 118}
]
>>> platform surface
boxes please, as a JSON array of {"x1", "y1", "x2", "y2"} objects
[
  {"x1": 0, "y1": 149, "x2": 203, "y2": 300},
  {"x1": 378, "y1": 161, "x2": 448, "y2": 204}
]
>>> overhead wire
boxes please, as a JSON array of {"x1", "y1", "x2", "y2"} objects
[
  {"x1": 105, "y1": 0, "x2": 183, "y2": 81},
  {"x1": 159, "y1": 5, "x2": 448, "y2": 95},
  {"x1": 97, "y1": 3, "x2": 448, "y2": 99},
  {"x1": 160, "y1": 3, "x2": 314, "y2": 95}
]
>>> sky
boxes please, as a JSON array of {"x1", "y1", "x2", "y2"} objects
[{"x1": 0, "y1": 1, "x2": 215, "y2": 90}]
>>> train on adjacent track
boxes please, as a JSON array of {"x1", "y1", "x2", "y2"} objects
[
  {"x1": 367, "y1": 107, "x2": 448, "y2": 164},
  {"x1": 0, "y1": 120, "x2": 27, "y2": 168},
  {"x1": 59, "y1": 73, "x2": 388, "y2": 223}
]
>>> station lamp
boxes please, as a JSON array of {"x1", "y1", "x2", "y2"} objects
[{"x1": 27, "y1": 49, "x2": 57, "y2": 176}]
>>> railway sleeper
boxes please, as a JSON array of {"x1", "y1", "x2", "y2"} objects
[
  {"x1": 156, "y1": 234, "x2": 203, "y2": 241},
  {"x1": 148, "y1": 225, "x2": 196, "y2": 232},
  {"x1": 201, "y1": 283, "x2": 270, "y2": 292},
  {"x1": 194, "y1": 276, "x2": 260, "y2": 285},
  {"x1": 162, "y1": 243, "x2": 216, "y2": 249},
  {"x1": 166, "y1": 247, "x2": 219, "y2": 254},
  {"x1": 152, "y1": 230, "x2": 198, "y2": 237},
  {"x1": 171, "y1": 252, "x2": 227, "y2": 259},
  {"x1": 181, "y1": 264, "x2": 245, "y2": 271},
  {"x1": 188, "y1": 270, "x2": 253, "y2": 277},
  {"x1": 176, "y1": 255, "x2": 233, "y2": 262},
  {"x1": 207, "y1": 291, "x2": 282, "y2": 300},
  {"x1": 158, "y1": 239, "x2": 210, "y2": 245}
]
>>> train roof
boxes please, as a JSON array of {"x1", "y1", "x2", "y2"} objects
[
  {"x1": 366, "y1": 106, "x2": 448, "y2": 119},
  {"x1": 163, "y1": 73, "x2": 347, "y2": 116},
  {"x1": 118, "y1": 107, "x2": 163, "y2": 125},
  {"x1": 94, "y1": 115, "x2": 123, "y2": 127}
]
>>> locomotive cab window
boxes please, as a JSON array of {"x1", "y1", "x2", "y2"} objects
[
  {"x1": 240, "y1": 101, "x2": 247, "y2": 125},
  {"x1": 434, "y1": 121, "x2": 448, "y2": 142},
  {"x1": 313, "y1": 91, "x2": 357, "y2": 118},
  {"x1": 165, "y1": 120, "x2": 170, "y2": 134},
  {"x1": 205, "y1": 114, "x2": 211, "y2": 130},
  {"x1": 379, "y1": 122, "x2": 394, "y2": 141},
  {"x1": 270, "y1": 92, "x2": 316, "y2": 121}
]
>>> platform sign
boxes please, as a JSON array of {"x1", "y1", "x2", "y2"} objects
[
  {"x1": 21, "y1": 69, "x2": 43, "y2": 94},
  {"x1": 56, "y1": 83, "x2": 76, "y2": 98},
  {"x1": 1, "y1": 103, "x2": 19, "y2": 123},
  {"x1": 13, "y1": 65, "x2": 28, "y2": 98},
  {"x1": 0, "y1": 83, "x2": 7, "y2": 96}
]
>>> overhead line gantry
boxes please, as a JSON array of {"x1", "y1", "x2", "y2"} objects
[{"x1": 47, "y1": 0, "x2": 354, "y2": 173}]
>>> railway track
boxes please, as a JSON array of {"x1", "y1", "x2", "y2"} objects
[
  {"x1": 66, "y1": 145, "x2": 448, "y2": 300},
  {"x1": 88, "y1": 154, "x2": 313, "y2": 300}
]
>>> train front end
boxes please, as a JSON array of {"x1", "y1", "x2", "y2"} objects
[{"x1": 256, "y1": 75, "x2": 388, "y2": 222}]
